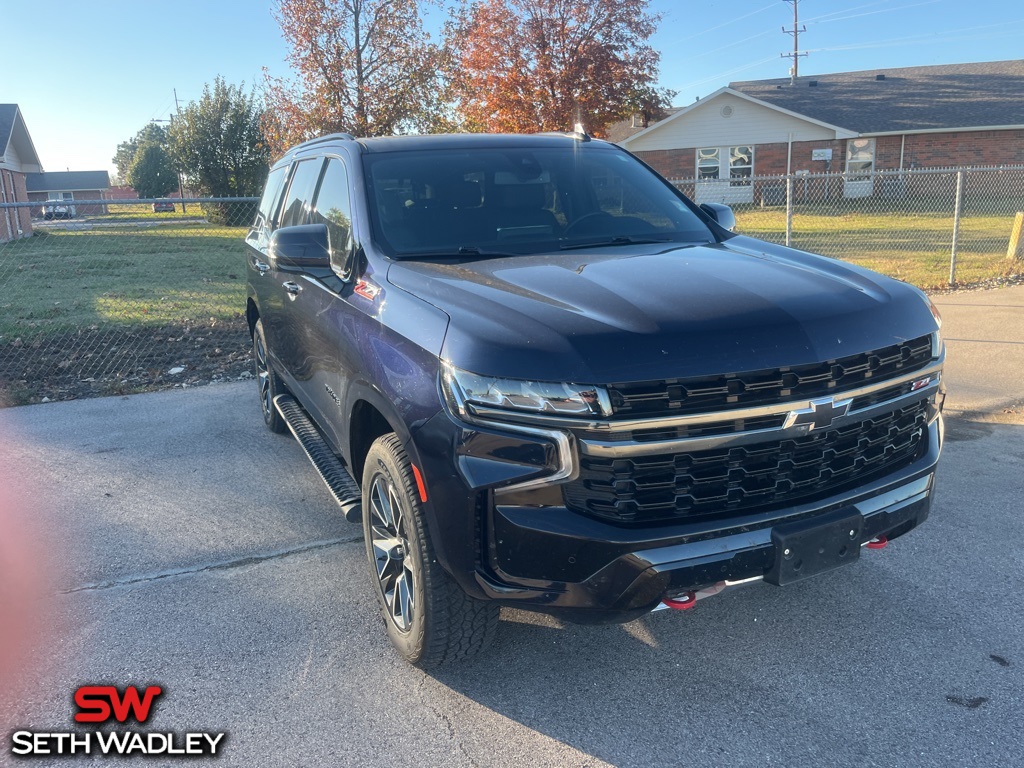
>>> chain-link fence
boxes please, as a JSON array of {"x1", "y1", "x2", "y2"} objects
[
  {"x1": 670, "y1": 165, "x2": 1024, "y2": 288},
  {"x1": 2, "y1": 169, "x2": 1023, "y2": 406},
  {"x1": 0, "y1": 198, "x2": 257, "y2": 406}
]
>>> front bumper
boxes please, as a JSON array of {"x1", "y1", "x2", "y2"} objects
[
  {"x1": 480, "y1": 426, "x2": 938, "y2": 623},
  {"x1": 409, "y1": 368, "x2": 944, "y2": 623}
]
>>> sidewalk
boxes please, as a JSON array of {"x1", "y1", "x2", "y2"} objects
[{"x1": 933, "y1": 284, "x2": 1024, "y2": 422}]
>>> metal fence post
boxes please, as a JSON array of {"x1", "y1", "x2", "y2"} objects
[
  {"x1": 785, "y1": 174, "x2": 794, "y2": 247},
  {"x1": 949, "y1": 170, "x2": 964, "y2": 285}
]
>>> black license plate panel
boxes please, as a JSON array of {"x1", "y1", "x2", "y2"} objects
[{"x1": 765, "y1": 509, "x2": 864, "y2": 586}]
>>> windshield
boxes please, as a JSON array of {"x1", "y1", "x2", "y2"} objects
[{"x1": 362, "y1": 145, "x2": 715, "y2": 258}]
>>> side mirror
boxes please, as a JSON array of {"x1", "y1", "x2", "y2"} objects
[
  {"x1": 699, "y1": 203, "x2": 737, "y2": 233},
  {"x1": 269, "y1": 224, "x2": 331, "y2": 270}
]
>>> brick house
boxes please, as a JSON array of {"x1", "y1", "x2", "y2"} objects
[
  {"x1": 25, "y1": 171, "x2": 111, "y2": 216},
  {"x1": 617, "y1": 60, "x2": 1024, "y2": 204},
  {"x1": 0, "y1": 104, "x2": 43, "y2": 242}
]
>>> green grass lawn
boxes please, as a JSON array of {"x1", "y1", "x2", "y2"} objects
[
  {"x1": 2, "y1": 206, "x2": 1022, "y2": 343},
  {"x1": 99, "y1": 202, "x2": 208, "y2": 220},
  {"x1": 0, "y1": 221, "x2": 248, "y2": 340},
  {"x1": 735, "y1": 207, "x2": 1022, "y2": 289}
]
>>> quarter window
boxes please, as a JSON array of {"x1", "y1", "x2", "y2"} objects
[{"x1": 255, "y1": 165, "x2": 288, "y2": 231}]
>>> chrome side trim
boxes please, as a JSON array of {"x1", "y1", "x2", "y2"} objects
[
  {"x1": 465, "y1": 359, "x2": 944, "y2": 433},
  {"x1": 578, "y1": 380, "x2": 940, "y2": 457}
]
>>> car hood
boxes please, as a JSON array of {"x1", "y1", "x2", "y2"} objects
[{"x1": 385, "y1": 237, "x2": 939, "y2": 384}]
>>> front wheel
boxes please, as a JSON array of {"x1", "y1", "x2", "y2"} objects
[{"x1": 362, "y1": 434, "x2": 498, "y2": 667}]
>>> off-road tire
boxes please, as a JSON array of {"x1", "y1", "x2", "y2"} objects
[{"x1": 362, "y1": 433, "x2": 499, "y2": 667}]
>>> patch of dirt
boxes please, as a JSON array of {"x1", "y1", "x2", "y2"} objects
[
  {"x1": 0, "y1": 323, "x2": 253, "y2": 407},
  {"x1": 928, "y1": 272, "x2": 1024, "y2": 295}
]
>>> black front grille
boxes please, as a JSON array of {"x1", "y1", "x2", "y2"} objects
[
  {"x1": 608, "y1": 335, "x2": 934, "y2": 418},
  {"x1": 563, "y1": 399, "x2": 931, "y2": 525}
]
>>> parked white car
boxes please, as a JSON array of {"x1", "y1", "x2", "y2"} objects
[{"x1": 41, "y1": 202, "x2": 77, "y2": 220}]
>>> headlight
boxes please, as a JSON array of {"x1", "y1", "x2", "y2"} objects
[
  {"x1": 443, "y1": 363, "x2": 611, "y2": 418},
  {"x1": 914, "y1": 290, "x2": 943, "y2": 358}
]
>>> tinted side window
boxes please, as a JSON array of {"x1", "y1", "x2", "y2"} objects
[
  {"x1": 255, "y1": 165, "x2": 288, "y2": 230},
  {"x1": 311, "y1": 158, "x2": 353, "y2": 276},
  {"x1": 279, "y1": 158, "x2": 325, "y2": 228}
]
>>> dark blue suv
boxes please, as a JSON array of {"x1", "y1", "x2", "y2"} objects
[{"x1": 245, "y1": 132, "x2": 944, "y2": 666}]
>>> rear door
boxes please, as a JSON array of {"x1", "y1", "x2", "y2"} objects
[
  {"x1": 261, "y1": 157, "x2": 327, "y2": 395},
  {"x1": 245, "y1": 163, "x2": 290, "y2": 335}
]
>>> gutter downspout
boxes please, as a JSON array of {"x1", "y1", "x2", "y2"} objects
[
  {"x1": 786, "y1": 132, "x2": 794, "y2": 175},
  {"x1": 899, "y1": 134, "x2": 906, "y2": 170}
]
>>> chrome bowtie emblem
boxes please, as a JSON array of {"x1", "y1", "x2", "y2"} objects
[{"x1": 783, "y1": 397, "x2": 853, "y2": 432}]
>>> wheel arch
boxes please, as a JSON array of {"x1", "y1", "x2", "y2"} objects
[{"x1": 348, "y1": 389, "x2": 414, "y2": 487}]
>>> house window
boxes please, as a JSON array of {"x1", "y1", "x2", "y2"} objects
[
  {"x1": 697, "y1": 146, "x2": 754, "y2": 185},
  {"x1": 697, "y1": 148, "x2": 720, "y2": 180},
  {"x1": 47, "y1": 192, "x2": 74, "y2": 201},
  {"x1": 846, "y1": 139, "x2": 875, "y2": 180},
  {"x1": 729, "y1": 146, "x2": 753, "y2": 186}
]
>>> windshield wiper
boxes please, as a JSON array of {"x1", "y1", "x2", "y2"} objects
[
  {"x1": 559, "y1": 236, "x2": 673, "y2": 251},
  {"x1": 400, "y1": 246, "x2": 521, "y2": 260}
]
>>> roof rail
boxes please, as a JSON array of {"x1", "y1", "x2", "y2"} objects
[
  {"x1": 287, "y1": 132, "x2": 357, "y2": 155},
  {"x1": 536, "y1": 130, "x2": 592, "y2": 142},
  {"x1": 304, "y1": 132, "x2": 357, "y2": 146}
]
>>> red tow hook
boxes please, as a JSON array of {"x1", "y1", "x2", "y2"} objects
[
  {"x1": 866, "y1": 534, "x2": 889, "y2": 550},
  {"x1": 662, "y1": 591, "x2": 698, "y2": 610}
]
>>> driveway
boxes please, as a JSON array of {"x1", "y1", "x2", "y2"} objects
[{"x1": 1, "y1": 287, "x2": 1022, "y2": 767}]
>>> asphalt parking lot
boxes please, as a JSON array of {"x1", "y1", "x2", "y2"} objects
[{"x1": 1, "y1": 287, "x2": 1022, "y2": 767}]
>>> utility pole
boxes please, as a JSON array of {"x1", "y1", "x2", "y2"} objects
[
  {"x1": 781, "y1": 0, "x2": 808, "y2": 85},
  {"x1": 172, "y1": 88, "x2": 187, "y2": 213}
]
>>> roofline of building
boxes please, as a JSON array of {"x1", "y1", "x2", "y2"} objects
[
  {"x1": 860, "y1": 124, "x2": 1024, "y2": 137},
  {"x1": 620, "y1": 87, "x2": 858, "y2": 147},
  {"x1": 25, "y1": 186, "x2": 109, "y2": 193},
  {"x1": 2, "y1": 105, "x2": 44, "y2": 169}
]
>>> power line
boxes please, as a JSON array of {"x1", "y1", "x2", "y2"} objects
[{"x1": 677, "y1": 2, "x2": 778, "y2": 43}]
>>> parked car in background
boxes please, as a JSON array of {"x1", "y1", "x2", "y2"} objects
[
  {"x1": 41, "y1": 201, "x2": 76, "y2": 220},
  {"x1": 152, "y1": 200, "x2": 176, "y2": 213}
]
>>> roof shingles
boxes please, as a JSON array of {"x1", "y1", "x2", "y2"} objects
[
  {"x1": 25, "y1": 171, "x2": 110, "y2": 193},
  {"x1": 730, "y1": 60, "x2": 1024, "y2": 134}
]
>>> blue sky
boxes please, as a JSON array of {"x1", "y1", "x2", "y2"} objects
[{"x1": 5, "y1": 0, "x2": 1022, "y2": 175}]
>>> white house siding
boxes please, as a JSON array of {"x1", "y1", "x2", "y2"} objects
[
  {"x1": 2, "y1": 140, "x2": 22, "y2": 171},
  {"x1": 625, "y1": 96, "x2": 837, "y2": 153},
  {"x1": 627, "y1": 95, "x2": 840, "y2": 204}
]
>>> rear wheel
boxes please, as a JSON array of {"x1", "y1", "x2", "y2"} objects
[
  {"x1": 362, "y1": 433, "x2": 498, "y2": 667},
  {"x1": 252, "y1": 319, "x2": 287, "y2": 434}
]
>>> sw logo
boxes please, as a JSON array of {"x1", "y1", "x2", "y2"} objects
[
  {"x1": 10, "y1": 684, "x2": 226, "y2": 758},
  {"x1": 74, "y1": 684, "x2": 163, "y2": 723}
]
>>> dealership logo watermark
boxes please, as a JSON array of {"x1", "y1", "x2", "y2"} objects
[{"x1": 10, "y1": 685, "x2": 226, "y2": 757}]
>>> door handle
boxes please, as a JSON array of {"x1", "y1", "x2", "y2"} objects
[
  {"x1": 251, "y1": 257, "x2": 270, "y2": 276},
  {"x1": 283, "y1": 281, "x2": 302, "y2": 300}
]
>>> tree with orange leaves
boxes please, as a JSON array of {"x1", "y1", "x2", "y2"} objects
[
  {"x1": 447, "y1": 0, "x2": 672, "y2": 136},
  {"x1": 263, "y1": 0, "x2": 445, "y2": 155}
]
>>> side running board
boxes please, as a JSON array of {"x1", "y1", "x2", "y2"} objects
[{"x1": 274, "y1": 394, "x2": 362, "y2": 523}]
